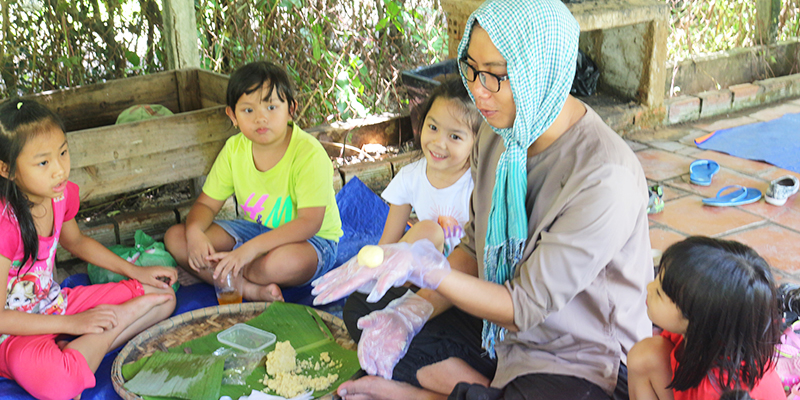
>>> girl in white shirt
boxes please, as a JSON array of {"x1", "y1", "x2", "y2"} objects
[{"x1": 379, "y1": 78, "x2": 482, "y2": 256}]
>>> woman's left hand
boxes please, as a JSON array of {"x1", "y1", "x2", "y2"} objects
[
  {"x1": 130, "y1": 265, "x2": 177, "y2": 290},
  {"x1": 312, "y1": 240, "x2": 450, "y2": 305}
]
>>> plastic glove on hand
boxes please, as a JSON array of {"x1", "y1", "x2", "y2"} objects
[
  {"x1": 356, "y1": 290, "x2": 433, "y2": 379},
  {"x1": 311, "y1": 240, "x2": 450, "y2": 305}
]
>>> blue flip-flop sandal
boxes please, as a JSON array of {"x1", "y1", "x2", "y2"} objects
[
  {"x1": 702, "y1": 185, "x2": 762, "y2": 207},
  {"x1": 690, "y1": 159, "x2": 720, "y2": 186}
]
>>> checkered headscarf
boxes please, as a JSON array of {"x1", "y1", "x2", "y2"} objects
[{"x1": 457, "y1": 0, "x2": 579, "y2": 358}]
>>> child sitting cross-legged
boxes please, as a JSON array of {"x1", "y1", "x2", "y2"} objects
[
  {"x1": 0, "y1": 99, "x2": 176, "y2": 400},
  {"x1": 165, "y1": 61, "x2": 342, "y2": 303}
]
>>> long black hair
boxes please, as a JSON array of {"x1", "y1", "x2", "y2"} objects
[
  {"x1": 413, "y1": 77, "x2": 482, "y2": 150},
  {"x1": 659, "y1": 236, "x2": 780, "y2": 392},
  {"x1": 0, "y1": 98, "x2": 66, "y2": 270}
]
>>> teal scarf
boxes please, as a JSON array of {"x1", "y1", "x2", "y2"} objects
[{"x1": 457, "y1": 0, "x2": 579, "y2": 358}]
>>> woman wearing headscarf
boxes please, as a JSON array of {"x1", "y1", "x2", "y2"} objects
[{"x1": 312, "y1": 0, "x2": 653, "y2": 398}]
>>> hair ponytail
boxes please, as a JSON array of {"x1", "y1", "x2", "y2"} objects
[
  {"x1": 0, "y1": 98, "x2": 65, "y2": 271},
  {"x1": 0, "y1": 178, "x2": 38, "y2": 270}
]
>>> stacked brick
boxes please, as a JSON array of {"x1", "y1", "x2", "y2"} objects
[{"x1": 665, "y1": 72, "x2": 800, "y2": 125}]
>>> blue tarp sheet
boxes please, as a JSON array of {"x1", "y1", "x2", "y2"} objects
[{"x1": 696, "y1": 112, "x2": 800, "y2": 174}]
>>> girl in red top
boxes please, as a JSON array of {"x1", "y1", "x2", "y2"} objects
[{"x1": 628, "y1": 236, "x2": 784, "y2": 400}]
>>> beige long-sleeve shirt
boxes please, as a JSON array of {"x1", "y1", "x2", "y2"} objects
[{"x1": 458, "y1": 105, "x2": 653, "y2": 394}]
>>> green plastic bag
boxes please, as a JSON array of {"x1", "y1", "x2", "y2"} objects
[{"x1": 88, "y1": 230, "x2": 180, "y2": 292}]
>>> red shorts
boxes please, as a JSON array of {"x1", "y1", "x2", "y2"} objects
[{"x1": 0, "y1": 280, "x2": 143, "y2": 400}]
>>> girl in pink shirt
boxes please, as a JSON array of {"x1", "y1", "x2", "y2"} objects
[{"x1": 0, "y1": 99, "x2": 176, "y2": 400}]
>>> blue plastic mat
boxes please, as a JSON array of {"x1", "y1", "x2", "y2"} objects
[
  {"x1": 1, "y1": 177, "x2": 388, "y2": 399},
  {"x1": 696, "y1": 112, "x2": 800, "y2": 173}
]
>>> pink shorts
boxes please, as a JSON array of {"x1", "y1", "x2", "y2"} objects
[{"x1": 0, "y1": 280, "x2": 144, "y2": 400}]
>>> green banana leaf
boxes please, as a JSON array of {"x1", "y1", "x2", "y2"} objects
[{"x1": 122, "y1": 302, "x2": 359, "y2": 400}]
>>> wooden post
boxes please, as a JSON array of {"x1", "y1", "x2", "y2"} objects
[
  {"x1": 755, "y1": 0, "x2": 779, "y2": 45},
  {"x1": 641, "y1": 14, "x2": 668, "y2": 107},
  {"x1": 162, "y1": 0, "x2": 201, "y2": 69}
]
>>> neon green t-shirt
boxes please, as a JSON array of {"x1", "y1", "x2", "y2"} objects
[{"x1": 203, "y1": 123, "x2": 343, "y2": 241}]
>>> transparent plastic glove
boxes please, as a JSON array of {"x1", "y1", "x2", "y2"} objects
[
  {"x1": 312, "y1": 240, "x2": 450, "y2": 305},
  {"x1": 356, "y1": 291, "x2": 433, "y2": 379}
]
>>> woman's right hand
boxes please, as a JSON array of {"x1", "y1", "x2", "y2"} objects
[
  {"x1": 356, "y1": 291, "x2": 434, "y2": 379},
  {"x1": 186, "y1": 228, "x2": 215, "y2": 271},
  {"x1": 65, "y1": 306, "x2": 119, "y2": 335}
]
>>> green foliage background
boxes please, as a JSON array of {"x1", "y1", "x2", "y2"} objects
[
  {"x1": 0, "y1": 0, "x2": 448, "y2": 127},
  {"x1": 667, "y1": 0, "x2": 800, "y2": 60},
  {"x1": 0, "y1": 0, "x2": 798, "y2": 127}
]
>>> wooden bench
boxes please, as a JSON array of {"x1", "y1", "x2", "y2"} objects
[{"x1": 441, "y1": 0, "x2": 669, "y2": 108}]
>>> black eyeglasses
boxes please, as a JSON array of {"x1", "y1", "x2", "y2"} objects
[{"x1": 458, "y1": 58, "x2": 510, "y2": 93}]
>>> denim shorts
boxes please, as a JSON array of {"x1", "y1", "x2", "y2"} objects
[{"x1": 213, "y1": 219, "x2": 339, "y2": 285}]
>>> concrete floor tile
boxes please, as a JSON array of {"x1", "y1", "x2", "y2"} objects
[
  {"x1": 787, "y1": 194, "x2": 800, "y2": 213},
  {"x1": 636, "y1": 149, "x2": 697, "y2": 182},
  {"x1": 741, "y1": 182, "x2": 799, "y2": 218},
  {"x1": 674, "y1": 146, "x2": 703, "y2": 157},
  {"x1": 692, "y1": 150, "x2": 774, "y2": 176},
  {"x1": 743, "y1": 199, "x2": 793, "y2": 221},
  {"x1": 648, "y1": 141, "x2": 692, "y2": 153},
  {"x1": 748, "y1": 103, "x2": 800, "y2": 121},
  {"x1": 659, "y1": 184, "x2": 691, "y2": 202},
  {"x1": 637, "y1": 127, "x2": 687, "y2": 142},
  {"x1": 723, "y1": 224, "x2": 800, "y2": 274},
  {"x1": 625, "y1": 139, "x2": 648, "y2": 152},
  {"x1": 694, "y1": 116, "x2": 759, "y2": 132},
  {"x1": 678, "y1": 128, "x2": 712, "y2": 145},
  {"x1": 648, "y1": 227, "x2": 686, "y2": 252},
  {"x1": 648, "y1": 195, "x2": 765, "y2": 237},
  {"x1": 664, "y1": 169, "x2": 768, "y2": 199},
  {"x1": 774, "y1": 208, "x2": 800, "y2": 233}
]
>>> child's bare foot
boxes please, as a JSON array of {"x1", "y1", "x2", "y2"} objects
[
  {"x1": 245, "y1": 283, "x2": 284, "y2": 302},
  {"x1": 337, "y1": 376, "x2": 432, "y2": 400}
]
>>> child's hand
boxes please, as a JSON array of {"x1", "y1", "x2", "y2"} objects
[
  {"x1": 66, "y1": 306, "x2": 118, "y2": 335},
  {"x1": 206, "y1": 245, "x2": 257, "y2": 280},
  {"x1": 129, "y1": 265, "x2": 177, "y2": 290},
  {"x1": 186, "y1": 229, "x2": 215, "y2": 271}
]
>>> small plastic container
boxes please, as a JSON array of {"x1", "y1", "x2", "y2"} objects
[{"x1": 217, "y1": 324, "x2": 276, "y2": 352}]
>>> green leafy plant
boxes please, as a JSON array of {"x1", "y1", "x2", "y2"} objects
[
  {"x1": 195, "y1": 0, "x2": 448, "y2": 126},
  {"x1": 666, "y1": 0, "x2": 800, "y2": 61}
]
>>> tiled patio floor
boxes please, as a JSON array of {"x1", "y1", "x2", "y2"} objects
[{"x1": 628, "y1": 96, "x2": 800, "y2": 284}]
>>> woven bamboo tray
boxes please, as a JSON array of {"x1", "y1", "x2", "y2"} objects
[{"x1": 112, "y1": 302, "x2": 356, "y2": 400}]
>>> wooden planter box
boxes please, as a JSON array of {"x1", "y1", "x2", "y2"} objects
[
  {"x1": 21, "y1": 68, "x2": 237, "y2": 202},
  {"x1": 10, "y1": 69, "x2": 416, "y2": 267}
]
